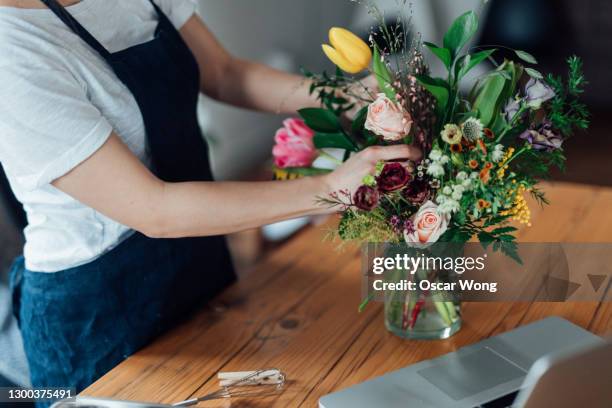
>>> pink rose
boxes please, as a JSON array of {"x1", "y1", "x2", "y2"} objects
[
  {"x1": 365, "y1": 93, "x2": 413, "y2": 142},
  {"x1": 404, "y1": 201, "x2": 450, "y2": 245},
  {"x1": 272, "y1": 118, "x2": 316, "y2": 168}
]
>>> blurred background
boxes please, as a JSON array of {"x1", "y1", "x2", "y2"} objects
[{"x1": 1, "y1": 0, "x2": 611, "y2": 391}]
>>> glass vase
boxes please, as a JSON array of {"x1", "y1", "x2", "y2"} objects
[{"x1": 383, "y1": 246, "x2": 462, "y2": 340}]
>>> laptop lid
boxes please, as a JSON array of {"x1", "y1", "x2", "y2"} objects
[{"x1": 516, "y1": 340, "x2": 612, "y2": 408}]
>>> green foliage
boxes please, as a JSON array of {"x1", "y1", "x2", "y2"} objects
[
  {"x1": 313, "y1": 132, "x2": 358, "y2": 151},
  {"x1": 525, "y1": 67, "x2": 544, "y2": 80},
  {"x1": 472, "y1": 73, "x2": 507, "y2": 127},
  {"x1": 416, "y1": 75, "x2": 449, "y2": 116},
  {"x1": 274, "y1": 167, "x2": 332, "y2": 178},
  {"x1": 455, "y1": 49, "x2": 496, "y2": 81},
  {"x1": 443, "y1": 11, "x2": 478, "y2": 58},
  {"x1": 514, "y1": 148, "x2": 566, "y2": 177},
  {"x1": 372, "y1": 45, "x2": 396, "y2": 100},
  {"x1": 338, "y1": 210, "x2": 400, "y2": 243},
  {"x1": 303, "y1": 68, "x2": 357, "y2": 116},
  {"x1": 424, "y1": 41, "x2": 452, "y2": 69},
  {"x1": 546, "y1": 56, "x2": 590, "y2": 136},
  {"x1": 515, "y1": 50, "x2": 538, "y2": 65},
  {"x1": 298, "y1": 107, "x2": 342, "y2": 133}
]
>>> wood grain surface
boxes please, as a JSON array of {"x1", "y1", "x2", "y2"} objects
[{"x1": 81, "y1": 182, "x2": 612, "y2": 407}]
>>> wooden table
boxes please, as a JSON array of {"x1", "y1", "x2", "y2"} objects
[{"x1": 82, "y1": 182, "x2": 612, "y2": 406}]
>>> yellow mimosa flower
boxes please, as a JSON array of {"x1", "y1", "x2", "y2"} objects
[{"x1": 322, "y1": 27, "x2": 372, "y2": 74}]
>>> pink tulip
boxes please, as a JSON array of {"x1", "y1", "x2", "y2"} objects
[{"x1": 272, "y1": 118, "x2": 317, "y2": 168}]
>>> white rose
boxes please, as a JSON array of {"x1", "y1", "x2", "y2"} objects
[
  {"x1": 404, "y1": 201, "x2": 450, "y2": 246},
  {"x1": 365, "y1": 93, "x2": 413, "y2": 142}
]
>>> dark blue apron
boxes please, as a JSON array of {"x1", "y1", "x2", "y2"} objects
[{"x1": 9, "y1": 0, "x2": 236, "y2": 403}]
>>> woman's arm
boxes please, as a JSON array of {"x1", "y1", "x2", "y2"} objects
[
  {"x1": 52, "y1": 133, "x2": 420, "y2": 239},
  {"x1": 179, "y1": 15, "x2": 320, "y2": 114}
]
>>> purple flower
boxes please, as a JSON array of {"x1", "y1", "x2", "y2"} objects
[
  {"x1": 402, "y1": 179, "x2": 430, "y2": 204},
  {"x1": 519, "y1": 121, "x2": 563, "y2": 151},
  {"x1": 390, "y1": 215, "x2": 403, "y2": 234},
  {"x1": 524, "y1": 78, "x2": 555, "y2": 109},
  {"x1": 503, "y1": 98, "x2": 522, "y2": 122},
  {"x1": 353, "y1": 185, "x2": 379, "y2": 211},
  {"x1": 376, "y1": 162, "x2": 411, "y2": 192},
  {"x1": 403, "y1": 219, "x2": 415, "y2": 235}
]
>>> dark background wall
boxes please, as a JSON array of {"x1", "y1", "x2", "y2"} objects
[{"x1": 480, "y1": 0, "x2": 612, "y2": 186}]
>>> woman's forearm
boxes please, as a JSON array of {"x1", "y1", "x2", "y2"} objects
[
  {"x1": 217, "y1": 58, "x2": 318, "y2": 114},
  {"x1": 152, "y1": 176, "x2": 329, "y2": 238},
  {"x1": 180, "y1": 16, "x2": 318, "y2": 114}
]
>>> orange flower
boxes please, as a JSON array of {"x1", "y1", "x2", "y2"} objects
[
  {"x1": 450, "y1": 144, "x2": 463, "y2": 153},
  {"x1": 477, "y1": 139, "x2": 487, "y2": 155},
  {"x1": 469, "y1": 159, "x2": 479, "y2": 169},
  {"x1": 479, "y1": 168, "x2": 491, "y2": 184},
  {"x1": 477, "y1": 199, "x2": 491, "y2": 209},
  {"x1": 483, "y1": 128, "x2": 495, "y2": 139},
  {"x1": 484, "y1": 162, "x2": 493, "y2": 170}
]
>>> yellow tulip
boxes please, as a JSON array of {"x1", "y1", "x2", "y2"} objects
[{"x1": 322, "y1": 27, "x2": 372, "y2": 74}]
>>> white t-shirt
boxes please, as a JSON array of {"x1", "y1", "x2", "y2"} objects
[{"x1": 0, "y1": 0, "x2": 198, "y2": 272}]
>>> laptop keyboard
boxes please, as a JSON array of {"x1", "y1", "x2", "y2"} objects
[{"x1": 475, "y1": 390, "x2": 519, "y2": 408}]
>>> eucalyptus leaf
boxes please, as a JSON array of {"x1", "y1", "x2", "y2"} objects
[
  {"x1": 525, "y1": 67, "x2": 544, "y2": 80},
  {"x1": 443, "y1": 11, "x2": 478, "y2": 58},
  {"x1": 372, "y1": 45, "x2": 396, "y2": 100},
  {"x1": 515, "y1": 50, "x2": 538, "y2": 64},
  {"x1": 298, "y1": 108, "x2": 341, "y2": 133},
  {"x1": 424, "y1": 41, "x2": 452, "y2": 70},
  {"x1": 313, "y1": 132, "x2": 358, "y2": 151}
]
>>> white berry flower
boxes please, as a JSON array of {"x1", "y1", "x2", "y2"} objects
[
  {"x1": 427, "y1": 162, "x2": 445, "y2": 178},
  {"x1": 429, "y1": 149, "x2": 443, "y2": 161},
  {"x1": 491, "y1": 144, "x2": 505, "y2": 163}
]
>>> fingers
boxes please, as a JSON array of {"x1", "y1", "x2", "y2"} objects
[{"x1": 362, "y1": 145, "x2": 422, "y2": 163}]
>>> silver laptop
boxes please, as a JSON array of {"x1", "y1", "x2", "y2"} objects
[{"x1": 319, "y1": 317, "x2": 611, "y2": 408}]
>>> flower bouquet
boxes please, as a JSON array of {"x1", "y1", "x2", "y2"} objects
[{"x1": 272, "y1": 5, "x2": 589, "y2": 339}]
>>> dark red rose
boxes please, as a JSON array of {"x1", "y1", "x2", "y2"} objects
[
  {"x1": 353, "y1": 185, "x2": 379, "y2": 211},
  {"x1": 402, "y1": 179, "x2": 430, "y2": 204},
  {"x1": 376, "y1": 162, "x2": 411, "y2": 192}
]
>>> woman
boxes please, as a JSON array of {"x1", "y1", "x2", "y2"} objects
[{"x1": 0, "y1": 0, "x2": 421, "y2": 397}]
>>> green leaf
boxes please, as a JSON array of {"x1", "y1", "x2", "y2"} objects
[
  {"x1": 372, "y1": 45, "x2": 396, "y2": 100},
  {"x1": 313, "y1": 132, "x2": 357, "y2": 151},
  {"x1": 298, "y1": 108, "x2": 342, "y2": 133},
  {"x1": 515, "y1": 50, "x2": 538, "y2": 64},
  {"x1": 472, "y1": 73, "x2": 507, "y2": 127},
  {"x1": 416, "y1": 75, "x2": 449, "y2": 113},
  {"x1": 500, "y1": 241, "x2": 523, "y2": 264},
  {"x1": 525, "y1": 67, "x2": 544, "y2": 80},
  {"x1": 351, "y1": 106, "x2": 368, "y2": 135},
  {"x1": 424, "y1": 41, "x2": 452, "y2": 70},
  {"x1": 275, "y1": 167, "x2": 332, "y2": 177},
  {"x1": 478, "y1": 231, "x2": 495, "y2": 243},
  {"x1": 456, "y1": 49, "x2": 496, "y2": 80},
  {"x1": 491, "y1": 226, "x2": 518, "y2": 235},
  {"x1": 443, "y1": 11, "x2": 479, "y2": 58}
]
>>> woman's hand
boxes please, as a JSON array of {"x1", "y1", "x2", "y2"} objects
[{"x1": 321, "y1": 144, "x2": 422, "y2": 204}]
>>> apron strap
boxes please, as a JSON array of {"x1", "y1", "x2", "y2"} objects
[{"x1": 39, "y1": 0, "x2": 111, "y2": 59}]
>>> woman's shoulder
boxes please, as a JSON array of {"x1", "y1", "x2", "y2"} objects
[
  {"x1": 0, "y1": 11, "x2": 73, "y2": 72},
  {"x1": 0, "y1": 14, "x2": 53, "y2": 62},
  {"x1": 152, "y1": 0, "x2": 198, "y2": 30}
]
